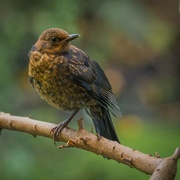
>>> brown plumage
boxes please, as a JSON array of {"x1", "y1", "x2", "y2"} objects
[{"x1": 28, "y1": 28, "x2": 121, "y2": 143}]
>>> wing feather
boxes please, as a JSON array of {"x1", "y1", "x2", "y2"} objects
[{"x1": 68, "y1": 55, "x2": 121, "y2": 116}]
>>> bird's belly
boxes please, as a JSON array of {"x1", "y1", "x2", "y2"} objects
[{"x1": 32, "y1": 75, "x2": 92, "y2": 111}]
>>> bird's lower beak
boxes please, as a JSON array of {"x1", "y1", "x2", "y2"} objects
[{"x1": 65, "y1": 34, "x2": 80, "y2": 42}]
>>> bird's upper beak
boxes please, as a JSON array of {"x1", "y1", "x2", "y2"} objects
[{"x1": 65, "y1": 34, "x2": 80, "y2": 42}]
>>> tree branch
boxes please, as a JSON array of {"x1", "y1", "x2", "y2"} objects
[{"x1": 0, "y1": 112, "x2": 179, "y2": 179}]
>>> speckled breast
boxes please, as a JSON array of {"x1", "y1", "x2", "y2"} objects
[{"x1": 28, "y1": 51, "x2": 91, "y2": 111}]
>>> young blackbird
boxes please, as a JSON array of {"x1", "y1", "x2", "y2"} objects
[{"x1": 28, "y1": 28, "x2": 121, "y2": 143}]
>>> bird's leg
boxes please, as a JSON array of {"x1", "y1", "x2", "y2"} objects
[{"x1": 51, "y1": 109, "x2": 79, "y2": 142}]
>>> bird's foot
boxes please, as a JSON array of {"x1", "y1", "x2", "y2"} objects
[
  {"x1": 51, "y1": 110, "x2": 79, "y2": 144},
  {"x1": 51, "y1": 120, "x2": 69, "y2": 143}
]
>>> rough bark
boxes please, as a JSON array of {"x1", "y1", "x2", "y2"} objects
[{"x1": 0, "y1": 112, "x2": 179, "y2": 179}]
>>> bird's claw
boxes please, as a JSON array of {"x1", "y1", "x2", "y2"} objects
[{"x1": 51, "y1": 122, "x2": 68, "y2": 143}]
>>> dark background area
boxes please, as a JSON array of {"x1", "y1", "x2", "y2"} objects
[{"x1": 0, "y1": 0, "x2": 180, "y2": 179}]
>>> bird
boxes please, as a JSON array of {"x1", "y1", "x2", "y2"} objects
[{"x1": 28, "y1": 28, "x2": 121, "y2": 143}]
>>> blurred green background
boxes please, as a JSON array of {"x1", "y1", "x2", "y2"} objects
[{"x1": 0, "y1": 0, "x2": 180, "y2": 179}]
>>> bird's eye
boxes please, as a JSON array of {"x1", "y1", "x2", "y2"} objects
[{"x1": 50, "y1": 37, "x2": 59, "y2": 43}]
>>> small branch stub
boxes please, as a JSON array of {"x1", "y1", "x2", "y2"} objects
[{"x1": 77, "y1": 118, "x2": 85, "y2": 130}]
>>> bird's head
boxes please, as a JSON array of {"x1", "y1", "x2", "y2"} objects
[{"x1": 33, "y1": 28, "x2": 80, "y2": 54}]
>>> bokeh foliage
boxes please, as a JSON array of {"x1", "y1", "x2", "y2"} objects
[{"x1": 0, "y1": 0, "x2": 179, "y2": 179}]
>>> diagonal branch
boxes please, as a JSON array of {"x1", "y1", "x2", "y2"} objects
[{"x1": 0, "y1": 112, "x2": 179, "y2": 179}]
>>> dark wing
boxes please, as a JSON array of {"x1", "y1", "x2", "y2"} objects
[
  {"x1": 90, "y1": 60, "x2": 121, "y2": 116},
  {"x1": 68, "y1": 53, "x2": 121, "y2": 116}
]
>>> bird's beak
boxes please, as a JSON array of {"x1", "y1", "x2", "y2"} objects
[{"x1": 65, "y1": 34, "x2": 80, "y2": 42}]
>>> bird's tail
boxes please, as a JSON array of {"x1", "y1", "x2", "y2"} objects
[{"x1": 89, "y1": 105, "x2": 120, "y2": 143}]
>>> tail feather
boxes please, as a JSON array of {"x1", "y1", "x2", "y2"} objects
[{"x1": 89, "y1": 106, "x2": 120, "y2": 143}]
